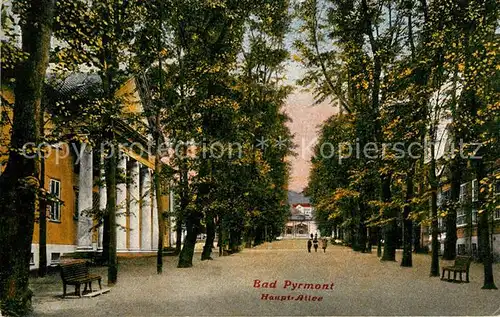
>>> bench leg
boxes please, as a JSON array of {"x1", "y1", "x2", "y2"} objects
[
  {"x1": 89, "y1": 281, "x2": 92, "y2": 293},
  {"x1": 453, "y1": 271, "x2": 457, "y2": 282},
  {"x1": 98, "y1": 278, "x2": 102, "y2": 290},
  {"x1": 447, "y1": 270, "x2": 451, "y2": 281},
  {"x1": 441, "y1": 269, "x2": 445, "y2": 280},
  {"x1": 466, "y1": 271, "x2": 469, "y2": 283},
  {"x1": 63, "y1": 283, "x2": 67, "y2": 298},
  {"x1": 459, "y1": 272, "x2": 462, "y2": 282}
]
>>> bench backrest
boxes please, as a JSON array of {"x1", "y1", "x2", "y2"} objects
[
  {"x1": 60, "y1": 260, "x2": 89, "y2": 281},
  {"x1": 454, "y1": 256, "x2": 472, "y2": 269}
]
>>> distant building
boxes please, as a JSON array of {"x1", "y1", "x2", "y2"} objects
[
  {"x1": 419, "y1": 98, "x2": 500, "y2": 260},
  {"x1": 283, "y1": 191, "x2": 318, "y2": 238},
  {"x1": 1, "y1": 74, "x2": 170, "y2": 270}
]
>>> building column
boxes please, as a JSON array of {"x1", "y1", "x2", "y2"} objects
[
  {"x1": 98, "y1": 163, "x2": 106, "y2": 250},
  {"x1": 151, "y1": 183, "x2": 159, "y2": 251},
  {"x1": 77, "y1": 143, "x2": 93, "y2": 251},
  {"x1": 116, "y1": 153, "x2": 127, "y2": 252},
  {"x1": 129, "y1": 161, "x2": 140, "y2": 251},
  {"x1": 141, "y1": 168, "x2": 152, "y2": 251}
]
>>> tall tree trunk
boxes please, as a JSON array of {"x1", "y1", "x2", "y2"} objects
[
  {"x1": 178, "y1": 213, "x2": 200, "y2": 268},
  {"x1": 218, "y1": 218, "x2": 223, "y2": 257},
  {"x1": 202, "y1": 212, "x2": 215, "y2": 260},
  {"x1": 38, "y1": 101, "x2": 47, "y2": 277},
  {"x1": 357, "y1": 203, "x2": 367, "y2": 253},
  {"x1": 443, "y1": 157, "x2": 460, "y2": 260},
  {"x1": 229, "y1": 229, "x2": 241, "y2": 253},
  {"x1": 478, "y1": 208, "x2": 496, "y2": 289},
  {"x1": 175, "y1": 219, "x2": 182, "y2": 254},
  {"x1": 401, "y1": 168, "x2": 414, "y2": 267},
  {"x1": 429, "y1": 145, "x2": 440, "y2": 277},
  {"x1": 154, "y1": 0, "x2": 166, "y2": 274},
  {"x1": 154, "y1": 163, "x2": 165, "y2": 274},
  {"x1": 475, "y1": 161, "x2": 497, "y2": 289},
  {"x1": 366, "y1": 227, "x2": 372, "y2": 253},
  {"x1": 413, "y1": 224, "x2": 422, "y2": 253},
  {"x1": 0, "y1": 1, "x2": 55, "y2": 314},
  {"x1": 351, "y1": 208, "x2": 360, "y2": 251},
  {"x1": 154, "y1": 113, "x2": 165, "y2": 274},
  {"x1": 175, "y1": 168, "x2": 188, "y2": 255},
  {"x1": 99, "y1": 0, "x2": 121, "y2": 285},
  {"x1": 414, "y1": 159, "x2": 426, "y2": 253},
  {"x1": 376, "y1": 226, "x2": 382, "y2": 257},
  {"x1": 105, "y1": 142, "x2": 118, "y2": 285},
  {"x1": 381, "y1": 174, "x2": 397, "y2": 261},
  {"x1": 38, "y1": 154, "x2": 48, "y2": 277},
  {"x1": 102, "y1": 211, "x2": 110, "y2": 264}
]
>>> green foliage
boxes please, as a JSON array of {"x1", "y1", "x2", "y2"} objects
[{"x1": 300, "y1": 0, "x2": 498, "y2": 260}]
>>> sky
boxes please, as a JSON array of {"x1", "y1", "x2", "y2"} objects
[
  {"x1": 282, "y1": 15, "x2": 338, "y2": 193},
  {"x1": 284, "y1": 87, "x2": 337, "y2": 193}
]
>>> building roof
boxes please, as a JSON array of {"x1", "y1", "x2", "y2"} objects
[
  {"x1": 292, "y1": 203, "x2": 311, "y2": 208},
  {"x1": 287, "y1": 190, "x2": 310, "y2": 205},
  {"x1": 289, "y1": 206, "x2": 313, "y2": 221}
]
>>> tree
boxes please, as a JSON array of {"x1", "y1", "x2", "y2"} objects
[
  {"x1": 53, "y1": 0, "x2": 143, "y2": 284},
  {"x1": 0, "y1": 0, "x2": 55, "y2": 314},
  {"x1": 296, "y1": 0, "x2": 408, "y2": 258}
]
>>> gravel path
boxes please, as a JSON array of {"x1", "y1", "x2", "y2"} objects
[{"x1": 31, "y1": 240, "x2": 500, "y2": 316}]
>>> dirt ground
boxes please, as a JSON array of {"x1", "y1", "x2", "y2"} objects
[{"x1": 30, "y1": 240, "x2": 500, "y2": 316}]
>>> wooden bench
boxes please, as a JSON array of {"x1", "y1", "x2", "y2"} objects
[
  {"x1": 60, "y1": 260, "x2": 102, "y2": 297},
  {"x1": 441, "y1": 256, "x2": 472, "y2": 283}
]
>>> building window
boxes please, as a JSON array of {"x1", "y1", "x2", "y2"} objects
[
  {"x1": 49, "y1": 179, "x2": 61, "y2": 222},
  {"x1": 457, "y1": 244, "x2": 466, "y2": 255},
  {"x1": 457, "y1": 209, "x2": 466, "y2": 226},
  {"x1": 459, "y1": 183, "x2": 469, "y2": 204},
  {"x1": 30, "y1": 253, "x2": 35, "y2": 266},
  {"x1": 494, "y1": 209, "x2": 500, "y2": 220},
  {"x1": 471, "y1": 179, "x2": 478, "y2": 202},
  {"x1": 50, "y1": 253, "x2": 61, "y2": 265}
]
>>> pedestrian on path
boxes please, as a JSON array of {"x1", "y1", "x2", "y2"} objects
[
  {"x1": 307, "y1": 238, "x2": 312, "y2": 253},
  {"x1": 313, "y1": 234, "x2": 318, "y2": 252},
  {"x1": 321, "y1": 238, "x2": 328, "y2": 253}
]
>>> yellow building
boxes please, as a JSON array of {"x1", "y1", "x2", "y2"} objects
[{"x1": 1, "y1": 74, "x2": 170, "y2": 270}]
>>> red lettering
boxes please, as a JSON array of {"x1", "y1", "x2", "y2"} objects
[
  {"x1": 283, "y1": 280, "x2": 292, "y2": 289},
  {"x1": 254, "y1": 280, "x2": 261, "y2": 288},
  {"x1": 261, "y1": 293, "x2": 269, "y2": 300}
]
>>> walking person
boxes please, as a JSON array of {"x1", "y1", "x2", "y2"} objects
[
  {"x1": 313, "y1": 234, "x2": 319, "y2": 252},
  {"x1": 321, "y1": 237, "x2": 328, "y2": 253},
  {"x1": 307, "y1": 238, "x2": 312, "y2": 253}
]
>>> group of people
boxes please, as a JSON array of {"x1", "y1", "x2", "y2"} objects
[{"x1": 307, "y1": 233, "x2": 327, "y2": 253}]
